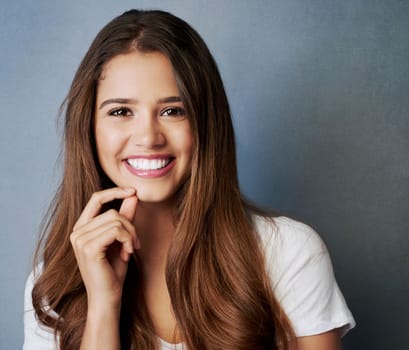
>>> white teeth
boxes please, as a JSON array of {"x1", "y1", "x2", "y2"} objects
[{"x1": 127, "y1": 158, "x2": 170, "y2": 170}]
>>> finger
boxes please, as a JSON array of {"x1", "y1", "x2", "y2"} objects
[
  {"x1": 106, "y1": 240, "x2": 131, "y2": 263},
  {"x1": 119, "y1": 196, "x2": 140, "y2": 249},
  {"x1": 119, "y1": 194, "x2": 138, "y2": 222},
  {"x1": 71, "y1": 212, "x2": 140, "y2": 253},
  {"x1": 110, "y1": 242, "x2": 130, "y2": 279},
  {"x1": 104, "y1": 227, "x2": 135, "y2": 260},
  {"x1": 74, "y1": 187, "x2": 136, "y2": 230},
  {"x1": 72, "y1": 223, "x2": 135, "y2": 259},
  {"x1": 70, "y1": 219, "x2": 135, "y2": 253},
  {"x1": 73, "y1": 209, "x2": 136, "y2": 239}
]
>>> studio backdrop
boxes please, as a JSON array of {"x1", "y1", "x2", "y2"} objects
[{"x1": 0, "y1": 1, "x2": 407, "y2": 349}]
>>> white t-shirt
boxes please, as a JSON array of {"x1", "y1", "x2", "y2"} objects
[{"x1": 23, "y1": 216, "x2": 355, "y2": 349}]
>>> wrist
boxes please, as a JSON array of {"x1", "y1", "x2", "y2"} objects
[
  {"x1": 87, "y1": 301, "x2": 121, "y2": 320},
  {"x1": 86, "y1": 289, "x2": 123, "y2": 314}
]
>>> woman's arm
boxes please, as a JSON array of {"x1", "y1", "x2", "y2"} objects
[
  {"x1": 70, "y1": 188, "x2": 139, "y2": 350},
  {"x1": 80, "y1": 304, "x2": 121, "y2": 350},
  {"x1": 296, "y1": 329, "x2": 342, "y2": 350}
]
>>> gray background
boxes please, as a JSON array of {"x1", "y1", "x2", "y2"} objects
[{"x1": 1, "y1": 0, "x2": 408, "y2": 349}]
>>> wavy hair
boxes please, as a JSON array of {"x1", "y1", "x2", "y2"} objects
[{"x1": 32, "y1": 9, "x2": 295, "y2": 350}]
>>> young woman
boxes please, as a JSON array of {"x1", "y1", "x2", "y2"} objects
[{"x1": 24, "y1": 9, "x2": 355, "y2": 350}]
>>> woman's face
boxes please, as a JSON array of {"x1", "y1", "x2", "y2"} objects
[{"x1": 95, "y1": 50, "x2": 193, "y2": 204}]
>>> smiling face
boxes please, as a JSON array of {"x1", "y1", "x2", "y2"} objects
[{"x1": 95, "y1": 50, "x2": 193, "y2": 204}]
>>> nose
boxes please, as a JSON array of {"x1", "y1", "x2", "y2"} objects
[{"x1": 131, "y1": 111, "x2": 165, "y2": 149}]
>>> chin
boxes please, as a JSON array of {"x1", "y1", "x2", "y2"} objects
[{"x1": 136, "y1": 191, "x2": 175, "y2": 204}]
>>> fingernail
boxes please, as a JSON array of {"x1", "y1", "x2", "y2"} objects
[{"x1": 134, "y1": 239, "x2": 141, "y2": 250}]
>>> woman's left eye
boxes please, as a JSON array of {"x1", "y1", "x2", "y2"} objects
[{"x1": 161, "y1": 107, "x2": 186, "y2": 117}]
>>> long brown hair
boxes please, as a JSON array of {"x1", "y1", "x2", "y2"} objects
[{"x1": 32, "y1": 9, "x2": 295, "y2": 349}]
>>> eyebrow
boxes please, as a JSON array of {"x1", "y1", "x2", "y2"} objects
[
  {"x1": 158, "y1": 96, "x2": 182, "y2": 104},
  {"x1": 99, "y1": 96, "x2": 182, "y2": 110}
]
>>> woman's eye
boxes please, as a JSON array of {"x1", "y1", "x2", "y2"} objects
[
  {"x1": 161, "y1": 107, "x2": 186, "y2": 117},
  {"x1": 109, "y1": 107, "x2": 132, "y2": 117}
]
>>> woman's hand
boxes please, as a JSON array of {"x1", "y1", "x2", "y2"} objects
[{"x1": 70, "y1": 187, "x2": 139, "y2": 311}]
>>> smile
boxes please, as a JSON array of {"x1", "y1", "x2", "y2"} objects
[
  {"x1": 126, "y1": 158, "x2": 172, "y2": 170},
  {"x1": 124, "y1": 156, "x2": 175, "y2": 178}
]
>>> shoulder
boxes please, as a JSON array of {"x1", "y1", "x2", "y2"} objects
[
  {"x1": 253, "y1": 215, "x2": 326, "y2": 272},
  {"x1": 252, "y1": 215, "x2": 356, "y2": 337},
  {"x1": 254, "y1": 215, "x2": 324, "y2": 250},
  {"x1": 252, "y1": 215, "x2": 330, "y2": 295}
]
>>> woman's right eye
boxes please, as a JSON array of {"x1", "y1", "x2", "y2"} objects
[{"x1": 108, "y1": 107, "x2": 132, "y2": 117}]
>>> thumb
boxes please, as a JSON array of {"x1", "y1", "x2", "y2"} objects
[{"x1": 119, "y1": 194, "x2": 137, "y2": 222}]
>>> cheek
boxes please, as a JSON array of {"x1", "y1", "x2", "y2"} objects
[
  {"x1": 178, "y1": 124, "x2": 194, "y2": 158},
  {"x1": 95, "y1": 124, "x2": 123, "y2": 160}
]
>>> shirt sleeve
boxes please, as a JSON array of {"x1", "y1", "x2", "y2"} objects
[
  {"x1": 23, "y1": 269, "x2": 58, "y2": 350},
  {"x1": 256, "y1": 216, "x2": 356, "y2": 337}
]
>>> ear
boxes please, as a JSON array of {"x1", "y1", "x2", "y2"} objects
[{"x1": 119, "y1": 194, "x2": 138, "y2": 222}]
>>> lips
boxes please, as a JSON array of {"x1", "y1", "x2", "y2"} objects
[
  {"x1": 126, "y1": 158, "x2": 172, "y2": 171},
  {"x1": 124, "y1": 155, "x2": 175, "y2": 178}
]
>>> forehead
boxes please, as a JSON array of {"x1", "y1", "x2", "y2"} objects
[{"x1": 97, "y1": 51, "x2": 180, "y2": 101}]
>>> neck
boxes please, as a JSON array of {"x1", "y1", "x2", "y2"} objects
[{"x1": 133, "y1": 200, "x2": 176, "y2": 270}]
